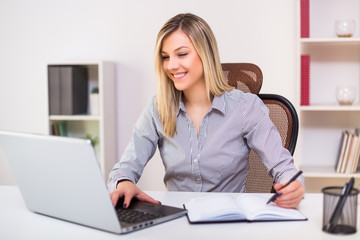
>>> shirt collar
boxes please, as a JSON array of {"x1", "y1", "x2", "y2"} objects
[
  {"x1": 211, "y1": 93, "x2": 226, "y2": 115},
  {"x1": 177, "y1": 92, "x2": 226, "y2": 116},
  {"x1": 178, "y1": 93, "x2": 186, "y2": 116}
]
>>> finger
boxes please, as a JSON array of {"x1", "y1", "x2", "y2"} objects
[
  {"x1": 273, "y1": 183, "x2": 283, "y2": 192},
  {"x1": 277, "y1": 180, "x2": 303, "y2": 195},
  {"x1": 276, "y1": 188, "x2": 302, "y2": 203},
  {"x1": 275, "y1": 193, "x2": 303, "y2": 205},
  {"x1": 275, "y1": 193, "x2": 301, "y2": 207},
  {"x1": 110, "y1": 190, "x2": 123, "y2": 207},
  {"x1": 276, "y1": 197, "x2": 302, "y2": 208},
  {"x1": 275, "y1": 189, "x2": 304, "y2": 208},
  {"x1": 122, "y1": 192, "x2": 134, "y2": 209},
  {"x1": 136, "y1": 192, "x2": 161, "y2": 204},
  {"x1": 274, "y1": 181, "x2": 304, "y2": 208}
]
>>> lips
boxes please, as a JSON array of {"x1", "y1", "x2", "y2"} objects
[{"x1": 172, "y1": 72, "x2": 187, "y2": 80}]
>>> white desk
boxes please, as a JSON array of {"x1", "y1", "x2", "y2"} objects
[{"x1": 0, "y1": 186, "x2": 359, "y2": 240}]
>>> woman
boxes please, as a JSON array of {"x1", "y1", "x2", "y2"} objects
[{"x1": 108, "y1": 13, "x2": 304, "y2": 209}]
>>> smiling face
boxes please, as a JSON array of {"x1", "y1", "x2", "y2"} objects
[{"x1": 161, "y1": 30, "x2": 204, "y2": 93}]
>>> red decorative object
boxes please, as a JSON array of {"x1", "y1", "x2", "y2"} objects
[
  {"x1": 301, "y1": 55, "x2": 310, "y2": 106},
  {"x1": 301, "y1": 0, "x2": 309, "y2": 38}
]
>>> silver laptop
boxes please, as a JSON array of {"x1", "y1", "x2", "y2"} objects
[{"x1": 0, "y1": 131, "x2": 186, "y2": 234}]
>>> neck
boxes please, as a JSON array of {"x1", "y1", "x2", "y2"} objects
[{"x1": 183, "y1": 84, "x2": 212, "y2": 108}]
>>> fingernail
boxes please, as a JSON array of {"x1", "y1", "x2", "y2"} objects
[{"x1": 123, "y1": 204, "x2": 127, "y2": 208}]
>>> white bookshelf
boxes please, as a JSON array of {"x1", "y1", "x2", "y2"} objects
[
  {"x1": 46, "y1": 61, "x2": 116, "y2": 178},
  {"x1": 297, "y1": 0, "x2": 360, "y2": 192},
  {"x1": 49, "y1": 115, "x2": 101, "y2": 121},
  {"x1": 301, "y1": 165, "x2": 360, "y2": 178},
  {"x1": 301, "y1": 38, "x2": 360, "y2": 43},
  {"x1": 300, "y1": 104, "x2": 360, "y2": 111}
]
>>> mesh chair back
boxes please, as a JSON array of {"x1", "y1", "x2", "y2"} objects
[
  {"x1": 260, "y1": 94, "x2": 298, "y2": 154},
  {"x1": 221, "y1": 63, "x2": 298, "y2": 193},
  {"x1": 222, "y1": 63, "x2": 263, "y2": 94}
]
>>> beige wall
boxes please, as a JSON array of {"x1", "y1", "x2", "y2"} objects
[{"x1": 0, "y1": 0, "x2": 298, "y2": 189}]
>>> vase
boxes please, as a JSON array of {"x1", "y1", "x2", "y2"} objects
[{"x1": 89, "y1": 93, "x2": 99, "y2": 115}]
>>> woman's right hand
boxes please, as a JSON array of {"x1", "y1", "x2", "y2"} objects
[{"x1": 110, "y1": 180, "x2": 160, "y2": 208}]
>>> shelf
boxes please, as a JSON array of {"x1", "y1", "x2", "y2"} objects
[
  {"x1": 47, "y1": 60, "x2": 104, "y2": 66},
  {"x1": 46, "y1": 61, "x2": 116, "y2": 178},
  {"x1": 49, "y1": 115, "x2": 100, "y2": 121},
  {"x1": 301, "y1": 38, "x2": 360, "y2": 44},
  {"x1": 300, "y1": 104, "x2": 360, "y2": 111},
  {"x1": 297, "y1": 0, "x2": 360, "y2": 191},
  {"x1": 300, "y1": 165, "x2": 360, "y2": 178}
]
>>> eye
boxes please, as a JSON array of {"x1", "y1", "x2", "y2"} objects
[
  {"x1": 161, "y1": 55, "x2": 169, "y2": 60},
  {"x1": 178, "y1": 53, "x2": 188, "y2": 57}
]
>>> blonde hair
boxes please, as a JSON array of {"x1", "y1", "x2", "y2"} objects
[{"x1": 154, "y1": 13, "x2": 233, "y2": 137}]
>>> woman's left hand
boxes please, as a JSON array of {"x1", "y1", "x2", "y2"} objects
[{"x1": 273, "y1": 180, "x2": 305, "y2": 208}]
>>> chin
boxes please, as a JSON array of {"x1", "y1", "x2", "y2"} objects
[{"x1": 173, "y1": 84, "x2": 187, "y2": 91}]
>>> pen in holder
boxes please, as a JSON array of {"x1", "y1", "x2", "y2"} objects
[{"x1": 322, "y1": 178, "x2": 359, "y2": 234}]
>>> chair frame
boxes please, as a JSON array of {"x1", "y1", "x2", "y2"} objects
[{"x1": 258, "y1": 93, "x2": 299, "y2": 155}]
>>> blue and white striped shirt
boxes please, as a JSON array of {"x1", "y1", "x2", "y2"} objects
[{"x1": 107, "y1": 89, "x2": 304, "y2": 192}]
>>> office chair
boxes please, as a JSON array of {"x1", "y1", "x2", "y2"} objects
[
  {"x1": 222, "y1": 63, "x2": 299, "y2": 193},
  {"x1": 222, "y1": 63, "x2": 263, "y2": 94}
]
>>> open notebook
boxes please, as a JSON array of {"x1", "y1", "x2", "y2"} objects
[{"x1": 184, "y1": 194, "x2": 307, "y2": 223}]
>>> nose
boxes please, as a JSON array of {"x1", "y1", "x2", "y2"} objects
[{"x1": 166, "y1": 57, "x2": 179, "y2": 71}]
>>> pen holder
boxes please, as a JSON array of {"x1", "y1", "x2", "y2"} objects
[{"x1": 322, "y1": 186, "x2": 359, "y2": 234}]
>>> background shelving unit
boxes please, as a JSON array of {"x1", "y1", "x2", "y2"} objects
[
  {"x1": 297, "y1": 0, "x2": 360, "y2": 192},
  {"x1": 46, "y1": 61, "x2": 116, "y2": 178},
  {"x1": 301, "y1": 38, "x2": 360, "y2": 43}
]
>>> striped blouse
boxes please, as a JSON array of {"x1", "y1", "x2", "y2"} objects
[{"x1": 107, "y1": 89, "x2": 304, "y2": 192}]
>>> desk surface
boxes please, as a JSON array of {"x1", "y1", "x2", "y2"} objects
[{"x1": 1, "y1": 186, "x2": 359, "y2": 240}]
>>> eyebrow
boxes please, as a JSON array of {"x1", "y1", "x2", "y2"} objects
[{"x1": 161, "y1": 46, "x2": 190, "y2": 54}]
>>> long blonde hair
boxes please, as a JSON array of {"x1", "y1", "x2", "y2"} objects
[{"x1": 154, "y1": 13, "x2": 233, "y2": 137}]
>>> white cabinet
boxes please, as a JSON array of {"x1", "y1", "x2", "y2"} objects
[
  {"x1": 297, "y1": 0, "x2": 360, "y2": 191},
  {"x1": 46, "y1": 61, "x2": 116, "y2": 178}
]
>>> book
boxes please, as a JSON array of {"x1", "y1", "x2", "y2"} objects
[
  {"x1": 48, "y1": 66, "x2": 61, "y2": 115},
  {"x1": 300, "y1": 0, "x2": 310, "y2": 38},
  {"x1": 183, "y1": 195, "x2": 307, "y2": 223},
  {"x1": 60, "y1": 66, "x2": 88, "y2": 115},
  {"x1": 335, "y1": 129, "x2": 360, "y2": 173},
  {"x1": 351, "y1": 128, "x2": 360, "y2": 173},
  {"x1": 356, "y1": 157, "x2": 360, "y2": 172},
  {"x1": 345, "y1": 132, "x2": 359, "y2": 173},
  {"x1": 48, "y1": 66, "x2": 88, "y2": 115},
  {"x1": 301, "y1": 55, "x2": 310, "y2": 106},
  {"x1": 334, "y1": 131, "x2": 345, "y2": 172},
  {"x1": 51, "y1": 122, "x2": 59, "y2": 136},
  {"x1": 51, "y1": 122, "x2": 68, "y2": 136},
  {"x1": 341, "y1": 132, "x2": 354, "y2": 173},
  {"x1": 336, "y1": 131, "x2": 349, "y2": 173}
]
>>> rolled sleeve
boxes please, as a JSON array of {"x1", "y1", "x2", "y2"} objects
[{"x1": 107, "y1": 97, "x2": 160, "y2": 192}]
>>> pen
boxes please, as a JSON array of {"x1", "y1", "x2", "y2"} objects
[{"x1": 266, "y1": 170, "x2": 303, "y2": 204}]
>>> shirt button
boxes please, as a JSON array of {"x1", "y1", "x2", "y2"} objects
[
  {"x1": 196, "y1": 178, "x2": 201, "y2": 182},
  {"x1": 193, "y1": 158, "x2": 198, "y2": 163}
]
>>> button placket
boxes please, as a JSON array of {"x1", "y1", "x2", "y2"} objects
[
  {"x1": 193, "y1": 116, "x2": 208, "y2": 189},
  {"x1": 185, "y1": 113, "x2": 202, "y2": 191}
]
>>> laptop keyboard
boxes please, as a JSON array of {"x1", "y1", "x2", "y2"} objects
[{"x1": 116, "y1": 208, "x2": 161, "y2": 224}]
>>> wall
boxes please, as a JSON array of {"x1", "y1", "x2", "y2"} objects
[{"x1": 0, "y1": 0, "x2": 297, "y2": 189}]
